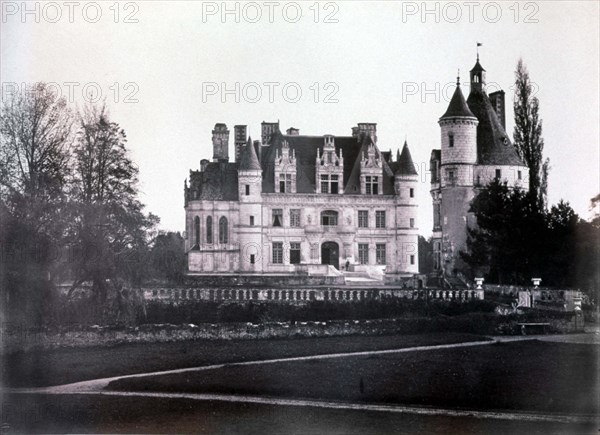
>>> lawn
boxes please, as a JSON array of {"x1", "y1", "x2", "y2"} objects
[
  {"x1": 108, "y1": 340, "x2": 599, "y2": 416},
  {"x1": 3, "y1": 332, "x2": 487, "y2": 388},
  {"x1": 3, "y1": 393, "x2": 594, "y2": 435}
]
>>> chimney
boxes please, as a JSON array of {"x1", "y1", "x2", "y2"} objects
[
  {"x1": 261, "y1": 121, "x2": 279, "y2": 145},
  {"x1": 351, "y1": 126, "x2": 359, "y2": 138},
  {"x1": 489, "y1": 90, "x2": 506, "y2": 129},
  {"x1": 234, "y1": 125, "x2": 247, "y2": 163},
  {"x1": 357, "y1": 123, "x2": 377, "y2": 143},
  {"x1": 212, "y1": 123, "x2": 229, "y2": 163},
  {"x1": 200, "y1": 159, "x2": 209, "y2": 172},
  {"x1": 286, "y1": 127, "x2": 299, "y2": 135}
]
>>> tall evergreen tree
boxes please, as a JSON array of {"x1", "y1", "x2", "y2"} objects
[{"x1": 513, "y1": 59, "x2": 549, "y2": 210}]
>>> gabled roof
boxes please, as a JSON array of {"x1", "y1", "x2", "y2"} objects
[
  {"x1": 467, "y1": 88, "x2": 525, "y2": 166},
  {"x1": 441, "y1": 84, "x2": 476, "y2": 119},
  {"x1": 394, "y1": 141, "x2": 418, "y2": 176},
  {"x1": 239, "y1": 137, "x2": 261, "y2": 171}
]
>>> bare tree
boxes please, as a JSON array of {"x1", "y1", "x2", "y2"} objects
[{"x1": 0, "y1": 83, "x2": 73, "y2": 201}]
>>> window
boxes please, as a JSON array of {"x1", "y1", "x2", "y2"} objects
[
  {"x1": 365, "y1": 176, "x2": 379, "y2": 195},
  {"x1": 376, "y1": 244, "x2": 386, "y2": 265},
  {"x1": 358, "y1": 244, "x2": 369, "y2": 265},
  {"x1": 279, "y1": 173, "x2": 292, "y2": 193},
  {"x1": 410, "y1": 218, "x2": 415, "y2": 228},
  {"x1": 272, "y1": 242, "x2": 283, "y2": 264},
  {"x1": 245, "y1": 184, "x2": 250, "y2": 195},
  {"x1": 495, "y1": 169, "x2": 501, "y2": 180},
  {"x1": 321, "y1": 210, "x2": 338, "y2": 226},
  {"x1": 193, "y1": 216, "x2": 200, "y2": 246},
  {"x1": 410, "y1": 255, "x2": 415, "y2": 265},
  {"x1": 375, "y1": 211, "x2": 386, "y2": 228},
  {"x1": 250, "y1": 254, "x2": 255, "y2": 264},
  {"x1": 290, "y1": 242, "x2": 301, "y2": 264},
  {"x1": 358, "y1": 210, "x2": 369, "y2": 228},
  {"x1": 249, "y1": 216, "x2": 254, "y2": 226},
  {"x1": 409, "y1": 188, "x2": 414, "y2": 198},
  {"x1": 448, "y1": 133, "x2": 454, "y2": 148},
  {"x1": 518, "y1": 170, "x2": 522, "y2": 180},
  {"x1": 272, "y1": 208, "x2": 283, "y2": 227},
  {"x1": 447, "y1": 170, "x2": 455, "y2": 183},
  {"x1": 320, "y1": 174, "x2": 339, "y2": 194},
  {"x1": 290, "y1": 209, "x2": 300, "y2": 227},
  {"x1": 206, "y1": 216, "x2": 213, "y2": 243},
  {"x1": 219, "y1": 216, "x2": 228, "y2": 244}
]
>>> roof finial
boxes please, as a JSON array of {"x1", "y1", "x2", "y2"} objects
[
  {"x1": 476, "y1": 42, "x2": 482, "y2": 61},
  {"x1": 457, "y1": 69, "x2": 460, "y2": 86}
]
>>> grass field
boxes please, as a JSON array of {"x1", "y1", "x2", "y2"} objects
[
  {"x1": 3, "y1": 332, "x2": 487, "y2": 387},
  {"x1": 3, "y1": 393, "x2": 596, "y2": 435},
  {"x1": 108, "y1": 340, "x2": 599, "y2": 416}
]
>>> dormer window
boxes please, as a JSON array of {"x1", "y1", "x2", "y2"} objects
[
  {"x1": 320, "y1": 174, "x2": 339, "y2": 194},
  {"x1": 448, "y1": 133, "x2": 454, "y2": 148},
  {"x1": 365, "y1": 176, "x2": 379, "y2": 195},
  {"x1": 279, "y1": 173, "x2": 292, "y2": 193}
]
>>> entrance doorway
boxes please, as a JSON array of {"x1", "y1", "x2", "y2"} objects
[{"x1": 321, "y1": 241, "x2": 339, "y2": 270}]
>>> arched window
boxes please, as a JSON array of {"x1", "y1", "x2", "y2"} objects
[
  {"x1": 193, "y1": 216, "x2": 200, "y2": 246},
  {"x1": 219, "y1": 216, "x2": 228, "y2": 244},
  {"x1": 206, "y1": 216, "x2": 213, "y2": 243}
]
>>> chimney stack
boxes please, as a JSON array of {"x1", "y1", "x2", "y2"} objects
[
  {"x1": 212, "y1": 123, "x2": 229, "y2": 163},
  {"x1": 234, "y1": 125, "x2": 247, "y2": 162},
  {"x1": 488, "y1": 90, "x2": 506, "y2": 129}
]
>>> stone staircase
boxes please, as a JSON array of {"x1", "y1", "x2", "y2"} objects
[{"x1": 343, "y1": 268, "x2": 384, "y2": 285}]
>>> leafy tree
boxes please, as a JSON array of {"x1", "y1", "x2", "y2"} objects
[
  {"x1": 461, "y1": 179, "x2": 547, "y2": 284},
  {"x1": 150, "y1": 232, "x2": 186, "y2": 283},
  {"x1": 417, "y1": 236, "x2": 433, "y2": 275},
  {"x1": 513, "y1": 59, "x2": 550, "y2": 211},
  {"x1": 65, "y1": 105, "x2": 158, "y2": 322}
]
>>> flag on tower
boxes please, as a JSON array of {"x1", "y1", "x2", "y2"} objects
[{"x1": 477, "y1": 42, "x2": 482, "y2": 47}]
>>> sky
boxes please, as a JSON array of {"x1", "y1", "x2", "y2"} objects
[{"x1": 2, "y1": 1, "x2": 599, "y2": 236}]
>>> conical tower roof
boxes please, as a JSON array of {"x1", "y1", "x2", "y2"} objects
[
  {"x1": 441, "y1": 82, "x2": 476, "y2": 119},
  {"x1": 395, "y1": 140, "x2": 418, "y2": 176},
  {"x1": 239, "y1": 136, "x2": 261, "y2": 171}
]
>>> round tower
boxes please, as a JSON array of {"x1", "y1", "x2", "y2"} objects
[
  {"x1": 394, "y1": 140, "x2": 419, "y2": 275},
  {"x1": 438, "y1": 76, "x2": 479, "y2": 188},
  {"x1": 237, "y1": 137, "x2": 263, "y2": 272}
]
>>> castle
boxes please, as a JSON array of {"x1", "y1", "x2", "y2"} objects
[
  {"x1": 430, "y1": 56, "x2": 529, "y2": 278},
  {"x1": 184, "y1": 122, "x2": 420, "y2": 283}
]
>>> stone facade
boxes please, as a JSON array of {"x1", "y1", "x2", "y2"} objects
[
  {"x1": 184, "y1": 121, "x2": 420, "y2": 280},
  {"x1": 430, "y1": 57, "x2": 529, "y2": 276}
]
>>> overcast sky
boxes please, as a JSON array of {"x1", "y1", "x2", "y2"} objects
[{"x1": 2, "y1": 1, "x2": 599, "y2": 235}]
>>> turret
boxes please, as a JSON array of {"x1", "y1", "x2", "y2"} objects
[
  {"x1": 438, "y1": 75, "x2": 479, "y2": 187},
  {"x1": 237, "y1": 137, "x2": 263, "y2": 272},
  {"x1": 238, "y1": 136, "x2": 262, "y2": 199},
  {"x1": 470, "y1": 56, "x2": 486, "y2": 93},
  {"x1": 394, "y1": 140, "x2": 418, "y2": 199}
]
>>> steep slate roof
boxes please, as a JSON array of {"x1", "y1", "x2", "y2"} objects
[
  {"x1": 262, "y1": 132, "x2": 396, "y2": 195},
  {"x1": 239, "y1": 137, "x2": 261, "y2": 171},
  {"x1": 467, "y1": 83, "x2": 525, "y2": 166},
  {"x1": 395, "y1": 141, "x2": 418, "y2": 176},
  {"x1": 189, "y1": 163, "x2": 239, "y2": 201},
  {"x1": 440, "y1": 84, "x2": 476, "y2": 119}
]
